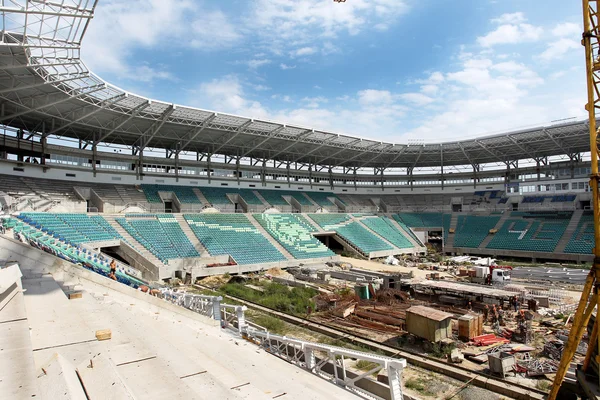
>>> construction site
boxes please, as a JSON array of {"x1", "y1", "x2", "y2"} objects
[{"x1": 190, "y1": 252, "x2": 591, "y2": 399}]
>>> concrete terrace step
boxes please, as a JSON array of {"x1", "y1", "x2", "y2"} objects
[
  {"x1": 174, "y1": 214, "x2": 209, "y2": 256},
  {"x1": 192, "y1": 188, "x2": 210, "y2": 206},
  {"x1": 302, "y1": 192, "x2": 319, "y2": 207},
  {"x1": 252, "y1": 191, "x2": 271, "y2": 207},
  {"x1": 555, "y1": 209, "x2": 584, "y2": 253},
  {"x1": 385, "y1": 215, "x2": 425, "y2": 249},
  {"x1": 302, "y1": 213, "x2": 326, "y2": 232},
  {"x1": 353, "y1": 217, "x2": 402, "y2": 253},
  {"x1": 246, "y1": 214, "x2": 295, "y2": 260},
  {"x1": 447, "y1": 213, "x2": 459, "y2": 248}
]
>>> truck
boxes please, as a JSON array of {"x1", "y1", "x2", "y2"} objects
[{"x1": 470, "y1": 265, "x2": 512, "y2": 285}]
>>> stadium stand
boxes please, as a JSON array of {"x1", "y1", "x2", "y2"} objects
[
  {"x1": 116, "y1": 215, "x2": 199, "y2": 263},
  {"x1": 253, "y1": 214, "x2": 334, "y2": 259},
  {"x1": 453, "y1": 215, "x2": 501, "y2": 248},
  {"x1": 393, "y1": 213, "x2": 446, "y2": 228},
  {"x1": 198, "y1": 187, "x2": 235, "y2": 205},
  {"x1": 361, "y1": 217, "x2": 413, "y2": 249},
  {"x1": 141, "y1": 184, "x2": 202, "y2": 204},
  {"x1": 486, "y1": 211, "x2": 572, "y2": 252},
  {"x1": 305, "y1": 191, "x2": 341, "y2": 207},
  {"x1": 308, "y1": 213, "x2": 351, "y2": 229},
  {"x1": 564, "y1": 212, "x2": 594, "y2": 254},
  {"x1": 335, "y1": 221, "x2": 394, "y2": 254},
  {"x1": 184, "y1": 214, "x2": 286, "y2": 264},
  {"x1": 18, "y1": 213, "x2": 121, "y2": 244},
  {"x1": 387, "y1": 216, "x2": 424, "y2": 246}
]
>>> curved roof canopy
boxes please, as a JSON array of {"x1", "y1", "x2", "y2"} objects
[{"x1": 0, "y1": 1, "x2": 591, "y2": 169}]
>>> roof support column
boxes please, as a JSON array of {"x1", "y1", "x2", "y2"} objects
[
  {"x1": 286, "y1": 163, "x2": 291, "y2": 188},
  {"x1": 207, "y1": 154, "x2": 212, "y2": 184},
  {"x1": 328, "y1": 167, "x2": 333, "y2": 190},
  {"x1": 353, "y1": 168, "x2": 357, "y2": 191},
  {"x1": 236, "y1": 157, "x2": 240, "y2": 185},
  {"x1": 174, "y1": 143, "x2": 180, "y2": 183},
  {"x1": 138, "y1": 147, "x2": 144, "y2": 181},
  {"x1": 309, "y1": 163, "x2": 313, "y2": 189},
  {"x1": 261, "y1": 159, "x2": 266, "y2": 187},
  {"x1": 440, "y1": 144, "x2": 444, "y2": 190},
  {"x1": 41, "y1": 121, "x2": 46, "y2": 165},
  {"x1": 408, "y1": 167, "x2": 413, "y2": 192},
  {"x1": 92, "y1": 132, "x2": 98, "y2": 178},
  {"x1": 473, "y1": 164, "x2": 480, "y2": 189}
]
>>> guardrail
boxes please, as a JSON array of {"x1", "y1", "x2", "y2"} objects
[{"x1": 161, "y1": 289, "x2": 407, "y2": 400}]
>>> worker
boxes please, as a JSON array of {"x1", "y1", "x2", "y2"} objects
[
  {"x1": 483, "y1": 304, "x2": 489, "y2": 322},
  {"x1": 498, "y1": 308, "x2": 504, "y2": 326},
  {"x1": 490, "y1": 305, "x2": 498, "y2": 324},
  {"x1": 467, "y1": 301, "x2": 472, "y2": 311},
  {"x1": 514, "y1": 296, "x2": 520, "y2": 312}
]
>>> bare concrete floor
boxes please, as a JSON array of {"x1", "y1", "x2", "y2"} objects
[{"x1": 22, "y1": 272, "x2": 362, "y2": 400}]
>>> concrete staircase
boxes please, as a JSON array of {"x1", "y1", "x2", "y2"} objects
[
  {"x1": 302, "y1": 193, "x2": 319, "y2": 207},
  {"x1": 446, "y1": 213, "x2": 459, "y2": 248},
  {"x1": 115, "y1": 185, "x2": 132, "y2": 204},
  {"x1": 252, "y1": 191, "x2": 271, "y2": 207},
  {"x1": 386, "y1": 216, "x2": 425, "y2": 248},
  {"x1": 246, "y1": 215, "x2": 294, "y2": 260},
  {"x1": 103, "y1": 215, "x2": 166, "y2": 268},
  {"x1": 174, "y1": 214, "x2": 209, "y2": 256},
  {"x1": 555, "y1": 209, "x2": 584, "y2": 253},
  {"x1": 479, "y1": 212, "x2": 512, "y2": 249},
  {"x1": 192, "y1": 188, "x2": 210, "y2": 205}
]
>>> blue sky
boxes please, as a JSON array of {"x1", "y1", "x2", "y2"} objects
[{"x1": 82, "y1": 0, "x2": 584, "y2": 143}]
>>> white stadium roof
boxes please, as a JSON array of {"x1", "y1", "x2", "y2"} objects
[{"x1": 0, "y1": 1, "x2": 592, "y2": 169}]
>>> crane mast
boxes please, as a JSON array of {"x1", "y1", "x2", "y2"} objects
[{"x1": 550, "y1": 1, "x2": 600, "y2": 398}]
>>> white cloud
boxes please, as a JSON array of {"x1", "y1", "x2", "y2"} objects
[
  {"x1": 540, "y1": 38, "x2": 579, "y2": 61},
  {"x1": 491, "y1": 12, "x2": 527, "y2": 25},
  {"x1": 280, "y1": 63, "x2": 297, "y2": 70},
  {"x1": 314, "y1": 85, "x2": 322, "y2": 90},
  {"x1": 552, "y1": 22, "x2": 580, "y2": 37},
  {"x1": 250, "y1": 0, "x2": 408, "y2": 56},
  {"x1": 291, "y1": 47, "x2": 318, "y2": 57},
  {"x1": 246, "y1": 59, "x2": 272, "y2": 69},
  {"x1": 358, "y1": 89, "x2": 394, "y2": 105},
  {"x1": 477, "y1": 23, "x2": 543, "y2": 47},
  {"x1": 399, "y1": 93, "x2": 434, "y2": 106},
  {"x1": 302, "y1": 96, "x2": 329, "y2": 108},
  {"x1": 193, "y1": 75, "x2": 268, "y2": 118},
  {"x1": 252, "y1": 84, "x2": 271, "y2": 91},
  {"x1": 83, "y1": 0, "x2": 241, "y2": 82}
]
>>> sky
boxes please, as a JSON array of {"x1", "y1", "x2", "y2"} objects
[{"x1": 81, "y1": 0, "x2": 584, "y2": 143}]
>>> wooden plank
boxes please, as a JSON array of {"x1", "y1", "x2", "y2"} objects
[{"x1": 96, "y1": 329, "x2": 112, "y2": 341}]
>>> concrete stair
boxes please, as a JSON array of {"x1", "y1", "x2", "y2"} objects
[
  {"x1": 446, "y1": 213, "x2": 459, "y2": 248},
  {"x1": 115, "y1": 185, "x2": 132, "y2": 203},
  {"x1": 386, "y1": 216, "x2": 425, "y2": 248},
  {"x1": 301, "y1": 193, "x2": 319, "y2": 207},
  {"x1": 555, "y1": 209, "x2": 584, "y2": 253},
  {"x1": 477, "y1": 212, "x2": 512, "y2": 249},
  {"x1": 174, "y1": 214, "x2": 209, "y2": 256},
  {"x1": 246, "y1": 215, "x2": 294, "y2": 260},
  {"x1": 104, "y1": 215, "x2": 166, "y2": 268},
  {"x1": 302, "y1": 214, "x2": 325, "y2": 232},
  {"x1": 192, "y1": 188, "x2": 210, "y2": 205},
  {"x1": 252, "y1": 191, "x2": 271, "y2": 207}
]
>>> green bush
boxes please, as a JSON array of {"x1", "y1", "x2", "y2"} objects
[{"x1": 252, "y1": 315, "x2": 286, "y2": 334}]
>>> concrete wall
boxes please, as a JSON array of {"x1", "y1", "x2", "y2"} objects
[{"x1": 447, "y1": 245, "x2": 594, "y2": 263}]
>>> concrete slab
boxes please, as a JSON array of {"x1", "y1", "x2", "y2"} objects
[
  {"x1": 23, "y1": 276, "x2": 97, "y2": 350},
  {"x1": 76, "y1": 354, "x2": 135, "y2": 400},
  {"x1": 116, "y1": 357, "x2": 201, "y2": 400},
  {"x1": 37, "y1": 353, "x2": 87, "y2": 400},
  {"x1": 0, "y1": 319, "x2": 39, "y2": 399},
  {"x1": 0, "y1": 283, "x2": 26, "y2": 323}
]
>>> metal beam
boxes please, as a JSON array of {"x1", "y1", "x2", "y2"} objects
[
  {"x1": 269, "y1": 129, "x2": 313, "y2": 159},
  {"x1": 46, "y1": 93, "x2": 126, "y2": 135},
  {"x1": 95, "y1": 100, "x2": 150, "y2": 143},
  {"x1": 138, "y1": 104, "x2": 175, "y2": 151},
  {"x1": 240, "y1": 125, "x2": 285, "y2": 158},
  {"x1": 289, "y1": 135, "x2": 340, "y2": 163},
  {"x1": 178, "y1": 113, "x2": 218, "y2": 153},
  {"x1": 212, "y1": 119, "x2": 253, "y2": 155},
  {"x1": 0, "y1": 83, "x2": 105, "y2": 122}
]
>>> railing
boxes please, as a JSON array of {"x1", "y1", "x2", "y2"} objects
[{"x1": 161, "y1": 289, "x2": 407, "y2": 400}]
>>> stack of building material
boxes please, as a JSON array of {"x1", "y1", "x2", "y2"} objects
[{"x1": 473, "y1": 334, "x2": 510, "y2": 346}]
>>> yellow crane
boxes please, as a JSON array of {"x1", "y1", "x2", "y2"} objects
[{"x1": 548, "y1": 1, "x2": 600, "y2": 399}]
